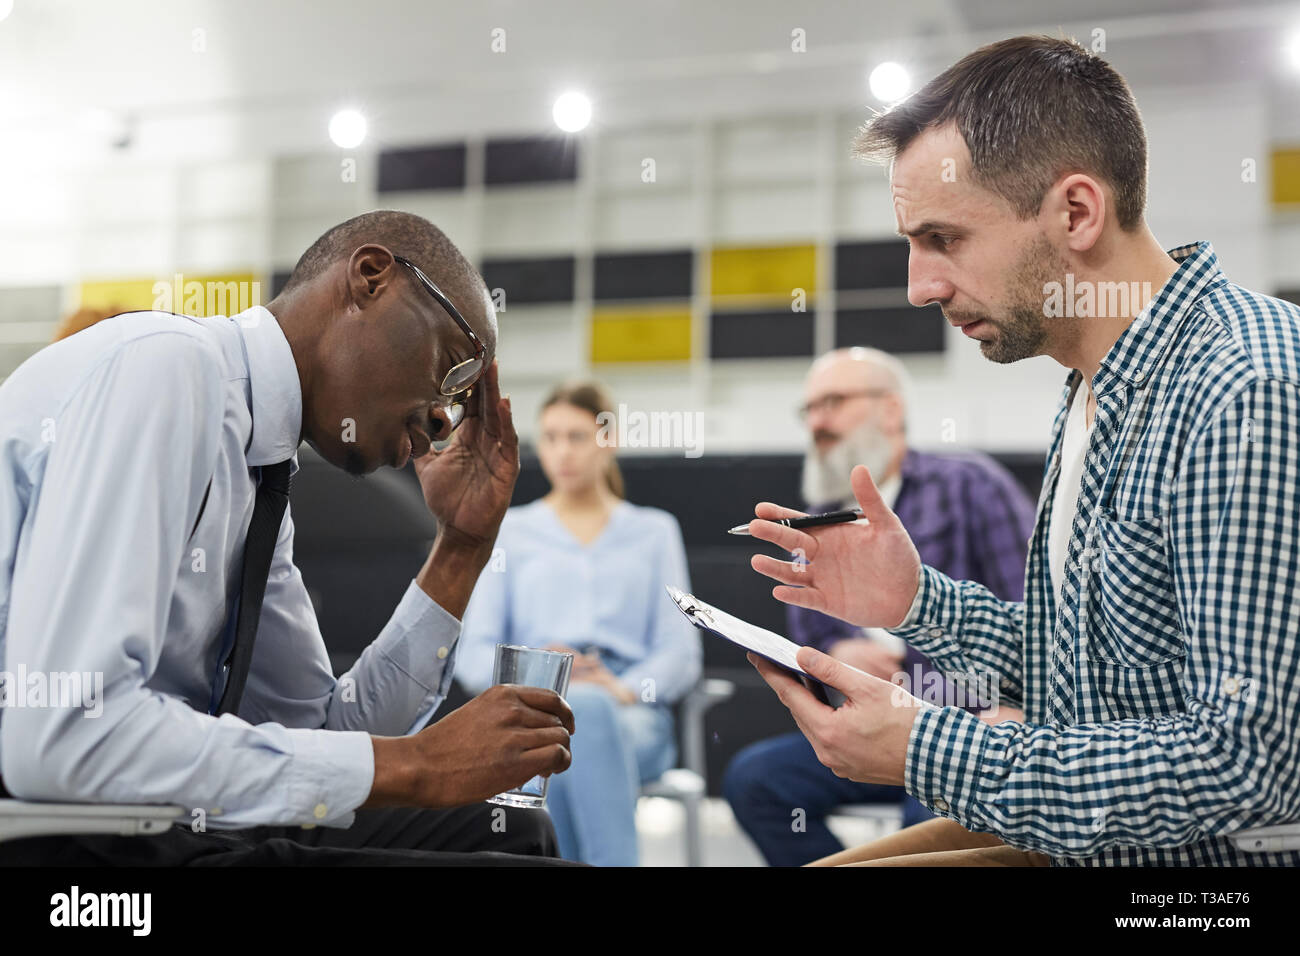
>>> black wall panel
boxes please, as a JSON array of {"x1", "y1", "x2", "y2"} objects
[
  {"x1": 835, "y1": 239, "x2": 910, "y2": 289},
  {"x1": 835, "y1": 303, "x2": 946, "y2": 353},
  {"x1": 484, "y1": 136, "x2": 578, "y2": 185},
  {"x1": 710, "y1": 310, "x2": 814, "y2": 359},
  {"x1": 377, "y1": 144, "x2": 468, "y2": 192},
  {"x1": 480, "y1": 256, "x2": 576, "y2": 304},
  {"x1": 594, "y1": 250, "x2": 693, "y2": 300}
]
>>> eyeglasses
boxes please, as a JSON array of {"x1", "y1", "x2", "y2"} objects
[
  {"x1": 434, "y1": 386, "x2": 473, "y2": 446},
  {"x1": 393, "y1": 255, "x2": 486, "y2": 396},
  {"x1": 394, "y1": 255, "x2": 486, "y2": 447},
  {"x1": 796, "y1": 388, "x2": 893, "y2": 421}
]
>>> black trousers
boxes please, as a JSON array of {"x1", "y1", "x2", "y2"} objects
[{"x1": 0, "y1": 778, "x2": 579, "y2": 867}]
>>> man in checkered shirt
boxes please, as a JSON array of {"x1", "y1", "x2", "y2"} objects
[{"x1": 745, "y1": 35, "x2": 1300, "y2": 865}]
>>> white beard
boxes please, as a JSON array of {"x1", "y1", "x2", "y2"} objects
[{"x1": 801, "y1": 419, "x2": 896, "y2": 509}]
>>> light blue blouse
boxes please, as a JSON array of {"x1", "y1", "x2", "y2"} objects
[{"x1": 457, "y1": 498, "x2": 702, "y2": 705}]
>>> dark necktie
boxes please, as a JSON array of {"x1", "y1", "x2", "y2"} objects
[{"x1": 216, "y1": 459, "x2": 292, "y2": 716}]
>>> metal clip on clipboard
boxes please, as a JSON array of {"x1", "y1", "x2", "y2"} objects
[
  {"x1": 665, "y1": 586, "x2": 831, "y2": 704},
  {"x1": 667, "y1": 586, "x2": 717, "y2": 629}
]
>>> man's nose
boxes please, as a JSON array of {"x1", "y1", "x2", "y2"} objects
[
  {"x1": 805, "y1": 404, "x2": 832, "y2": 433},
  {"x1": 907, "y1": 252, "x2": 951, "y2": 308},
  {"x1": 428, "y1": 405, "x2": 453, "y2": 439}
]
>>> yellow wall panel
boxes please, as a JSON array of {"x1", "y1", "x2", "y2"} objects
[
  {"x1": 77, "y1": 278, "x2": 158, "y2": 313},
  {"x1": 79, "y1": 272, "x2": 263, "y2": 317},
  {"x1": 591, "y1": 306, "x2": 692, "y2": 363},
  {"x1": 710, "y1": 243, "x2": 816, "y2": 300},
  {"x1": 1273, "y1": 148, "x2": 1300, "y2": 206}
]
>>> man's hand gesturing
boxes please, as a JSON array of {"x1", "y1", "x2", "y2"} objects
[{"x1": 748, "y1": 465, "x2": 923, "y2": 628}]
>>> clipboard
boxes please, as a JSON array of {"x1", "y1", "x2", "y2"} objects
[{"x1": 666, "y1": 586, "x2": 831, "y2": 705}]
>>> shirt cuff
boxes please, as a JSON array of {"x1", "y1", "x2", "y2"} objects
[
  {"x1": 892, "y1": 565, "x2": 936, "y2": 633},
  {"x1": 375, "y1": 579, "x2": 464, "y2": 702},
  {"x1": 904, "y1": 703, "x2": 994, "y2": 833},
  {"x1": 391, "y1": 577, "x2": 462, "y2": 636},
  {"x1": 280, "y1": 727, "x2": 375, "y2": 829}
]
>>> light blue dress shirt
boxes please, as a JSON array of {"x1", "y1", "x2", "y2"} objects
[
  {"x1": 457, "y1": 498, "x2": 701, "y2": 705},
  {"x1": 0, "y1": 308, "x2": 461, "y2": 829}
]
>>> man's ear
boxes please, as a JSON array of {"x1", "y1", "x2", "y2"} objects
[
  {"x1": 1049, "y1": 173, "x2": 1106, "y2": 253},
  {"x1": 346, "y1": 244, "x2": 399, "y2": 310}
]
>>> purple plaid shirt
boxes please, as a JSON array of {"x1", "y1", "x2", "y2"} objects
[{"x1": 787, "y1": 449, "x2": 1034, "y2": 711}]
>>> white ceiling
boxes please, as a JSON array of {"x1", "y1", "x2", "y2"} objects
[{"x1": 0, "y1": 0, "x2": 1297, "y2": 164}]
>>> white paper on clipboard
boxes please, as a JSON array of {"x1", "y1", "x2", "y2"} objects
[{"x1": 665, "y1": 585, "x2": 811, "y2": 675}]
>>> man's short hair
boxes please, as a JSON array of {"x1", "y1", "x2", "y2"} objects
[
  {"x1": 854, "y1": 35, "x2": 1148, "y2": 231},
  {"x1": 281, "y1": 209, "x2": 482, "y2": 297}
]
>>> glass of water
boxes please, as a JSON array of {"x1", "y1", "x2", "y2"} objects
[{"x1": 487, "y1": 644, "x2": 574, "y2": 809}]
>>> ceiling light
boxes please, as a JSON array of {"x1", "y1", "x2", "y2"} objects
[
  {"x1": 552, "y1": 92, "x2": 592, "y2": 133},
  {"x1": 869, "y1": 62, "x2": 911, "y2": 104},
  {"x1": 329, "y1": 109, "x2": 367, "y2": 148}
]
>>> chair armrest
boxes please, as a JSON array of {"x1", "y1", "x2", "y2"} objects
[
  {"x1": 680, "y1": 678, "x2": 735, "y2": 778},
  {"x1": 1229, "y1": 823, "x2": 1300, "y2": 853},
  {"x1": 0, "y1": 800, "x2": 185, "y2": 843}
]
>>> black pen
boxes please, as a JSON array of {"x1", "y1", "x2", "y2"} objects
[{"x1": 727, "y1": 508, "x2": 867, "y2": 536}]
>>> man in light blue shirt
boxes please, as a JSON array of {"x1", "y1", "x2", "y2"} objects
[{"x1": 0, "y1": 210, "x2": 576, "y2": 866}]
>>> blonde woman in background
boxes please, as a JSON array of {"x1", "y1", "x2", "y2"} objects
[{"x1": 457, "y1": 381, "x2": 701, "y2": 866}]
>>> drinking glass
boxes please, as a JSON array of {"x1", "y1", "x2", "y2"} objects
[{"x1": 486, "y1": 644, "x2": 574, "y2": 808}]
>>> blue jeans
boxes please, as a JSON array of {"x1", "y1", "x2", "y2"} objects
[
  {"x1": 724, "y1": 731, "x2": 935, "y2": 866},
  {"x1": 545, "y1": 681, "x2": 677, "y2": 866}
]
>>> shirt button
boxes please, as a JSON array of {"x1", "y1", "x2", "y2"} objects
[
  {"x1": 313, "y1": 803, "x2": 328, "y2": 820},
  {"x1": 1091, "y1": 557, "x2": 1102, "y2": 572},
  {"x1": 1223, "y1": 676, "x2": 1240, "y2": 696},
  {"x1": 1000, "y1": 677, "x2": 1014, "y2": 688},
  {"x1": 927, "y1": 627, "x2": 943, "y2": 638},
  {"x1": 437, "y1": 646, "x2": 449, "y2": 660},
  {"x1": 933, "y1": 797, "x2": 950, "y2": 813}
]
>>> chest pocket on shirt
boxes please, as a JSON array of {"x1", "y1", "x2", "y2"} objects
[{"x1": 1087, "y1": 512, "x2": 1187, "y2": 666}]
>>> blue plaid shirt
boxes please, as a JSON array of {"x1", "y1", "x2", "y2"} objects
[{"x1": 890, "y1": 241, "x2": 1300, "y2": 865}]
